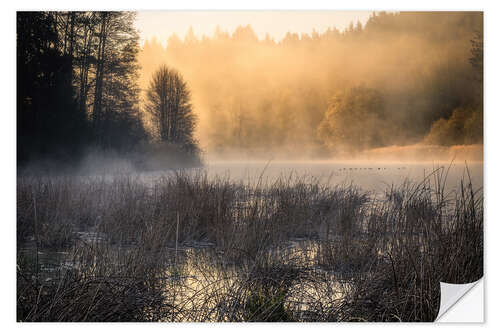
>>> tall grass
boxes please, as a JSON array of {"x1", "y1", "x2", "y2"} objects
[{"x1": 16, "y1": 167, "x2": 482, "y2": 322}]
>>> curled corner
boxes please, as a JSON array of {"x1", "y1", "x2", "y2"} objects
[{"x1": 436, "y1": 279, "x2": 483, "y2": 321}]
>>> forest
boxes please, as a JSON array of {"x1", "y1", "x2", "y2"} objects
[
  {"x1": 17, "y1": 11, "x2": 200, "y2": 173},
  {"x1": 18, "y1": 11, "x2": 483, "y2": 169},
  {"x1": 140, "y1": 11, "x2": 483, "y2": 159}
]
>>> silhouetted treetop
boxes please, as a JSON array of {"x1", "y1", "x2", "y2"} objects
[{"x1": 145, "y1": 65, "x2": 199, "y2": 156}]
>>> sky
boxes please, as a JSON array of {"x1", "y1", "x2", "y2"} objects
[{"x1": 135, "y1": 11, "x2": 374, "y2": 46}]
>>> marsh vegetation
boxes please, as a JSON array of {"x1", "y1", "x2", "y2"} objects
[{"x1": 17, "y1": 165, "x2": 482, "y2": 322}]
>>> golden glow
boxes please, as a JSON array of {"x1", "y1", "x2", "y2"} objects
[
  {"x1": 135, "y1": 11, "x2": 372, "y2": 45},
  {"x1": 136, "y1": 12, "x2": 482, "y2": 161}
]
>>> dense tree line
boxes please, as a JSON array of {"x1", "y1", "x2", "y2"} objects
[
  {"x1": 139, "y1": 11, "x2": 483, "y2": 157},
  {"x1": 17, "y1": 11, "x2": 148, "y2": 167},
  {"x1": 18, "y1": 11, "x2": 483, "y2": 165},
  {"x1": 17, "y1": 12, "x2": 88, "y2": 166},
  {"x1": 17, "y1": 11, "x2": 200, "y2": 170}
]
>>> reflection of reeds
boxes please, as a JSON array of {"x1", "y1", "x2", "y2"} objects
[{"x1": 16, "y1": 167, "x2": 482, "y2": 321}]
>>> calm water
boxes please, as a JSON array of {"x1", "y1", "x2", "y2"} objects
[{"x1": 195, "y1": 160, "x2": 483, "y2": 194}]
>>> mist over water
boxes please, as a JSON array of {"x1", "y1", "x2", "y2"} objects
[
  {"x1": 195, "y1": 143, "x2": 483, "y2": 193},
  {"x1": 200, "y1": 159, "x2": 482, "y2": 193}
]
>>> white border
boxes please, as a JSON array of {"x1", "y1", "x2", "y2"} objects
[{"x1": 3, "y1": 0, "x2": 498, "y2": 331}]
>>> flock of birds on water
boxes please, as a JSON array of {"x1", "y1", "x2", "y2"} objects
[{"x1": 337, "y1": 167, "x2": 407, "y2": 171}]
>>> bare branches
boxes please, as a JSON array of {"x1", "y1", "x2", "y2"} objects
[{"x1": 145, "y1": 65, "x2": 200, "y2": 157}]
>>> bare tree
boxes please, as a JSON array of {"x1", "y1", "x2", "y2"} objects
[{"x1": 145, "y1": 65, "x2": 199, "y2": 154}]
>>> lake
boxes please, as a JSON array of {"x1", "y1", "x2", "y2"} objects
[{"x1": 166, "y1": 160, "x2": 483, "y2": 194}]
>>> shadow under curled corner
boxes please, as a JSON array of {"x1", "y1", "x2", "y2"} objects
[{"x1": 436, "y1": 278, "x2": 484, "y2": 322}]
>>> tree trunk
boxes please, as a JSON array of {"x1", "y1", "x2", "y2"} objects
[{"x1": 92, "y1": 12, "x2": 108, "y2": 145}]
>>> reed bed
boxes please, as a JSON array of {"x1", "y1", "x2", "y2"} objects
[{"x1": 16, "y1": 167, "x2": 482, "y2": 322}]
